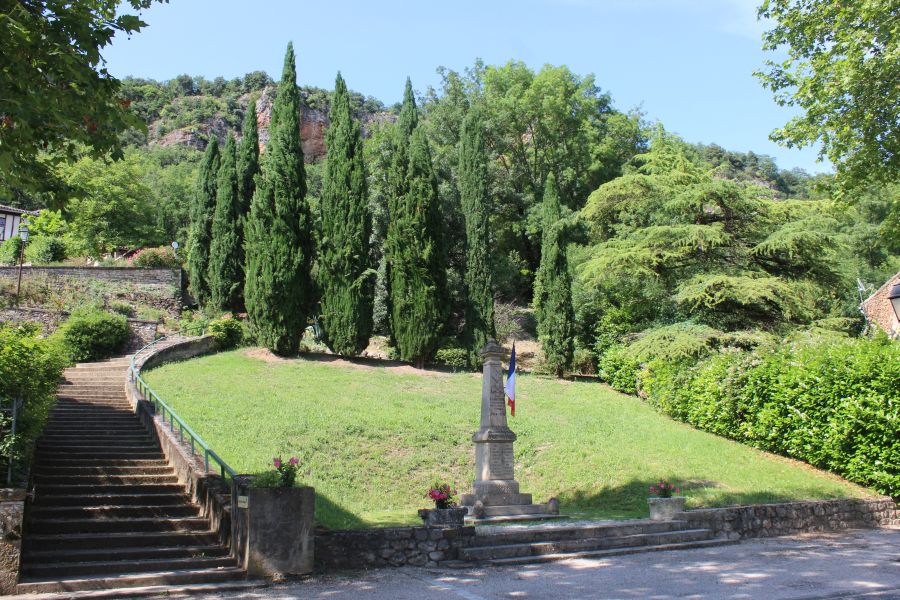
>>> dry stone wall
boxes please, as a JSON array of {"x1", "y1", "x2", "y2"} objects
[
  {"x1": 0, "y1": 266, "x2": 181, "y2": 288},
  {"x1": 316, "y1": 526, "x2": 476, "y2": 569}
]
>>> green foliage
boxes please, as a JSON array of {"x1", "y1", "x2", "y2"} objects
[
  {"x1": 178, "y1": 310, "x2": 210, "y2": 337},
  {"x1": 236, "y1": 93, "x2": 260, "y2": 216},
  {"x1": 756, "y1": 0, "x2": 899, "y2": 190},
  {"x1": 208, "y1": 135, "x2": 244, "y2": 311},
  {"x1": 318, "y1": 73, "x2": 374, "y2": 356},
  {"x1": 386, "y1": 82, "x2": 447, "y2": 366},
  {"x1": 187, "y1": 137, "x2": 220, "y2": 306},
  {"x1": 130, "y1": 246, "x2": 180, "y2": 268},
  {"x1": 571, "y1": 348, "x2": 597, "y2": 376},
  {"x1": 208, "y1": 316, "x2": 243, "y2": 350},
  {"x1": 534, "y1": 174, "x2": 563, "y2": 322},
  {"x1": 458, "y1": 108, "x2": 495, "y2": 363},
  {"x1": 643, "y1": 336, "x2": 900, "y2": 496},
  {"x1": 57, "y1": 308, "x2": 130, "y2": 362},
  {"x1": 0, "y1": 237, "x2": 23, "y2": 266},
  {"x1": 597, "y1": 345, "x2": 641, "y2": 394},
  {"x1": 0, "y1": 0, "x2": 161, "y2": 200},
  {"x1": 107, "y1": 300, "x2": 134, "y2": 317},
  {"x1": 24, "y1": 237, "x2": 67, "y2": 264},
  {"x1": 244, "y1": 43, "x2": 315, "y2": 356},
  {"x1": 433, "y1": 347, "x2": 470, "y2": 371},
  {"x1": 0, "y1": 323, "x2": 68, "y2": 482}
]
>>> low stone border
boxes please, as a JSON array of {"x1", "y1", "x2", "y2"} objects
[
  {"x1": 316, "y1": 525, "x2": 476, "y2": 569},
  {"x1": 678, "y1": 497, "x2": 898, "y2": 540},
  {"x1": 0, "y1": 489, "x2": 25, "y2": 594}
]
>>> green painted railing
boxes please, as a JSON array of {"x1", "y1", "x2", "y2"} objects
[{"x1": 129, "y1": 337, "x2": 237, "y2": 480}]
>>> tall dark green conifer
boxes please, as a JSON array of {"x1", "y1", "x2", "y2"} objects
[
  {"x1": 237, "y1": 94, "x2": 260, "y2": 213},
  {"x1": 533, "y1": 173, "x2": 562, "y2": 321},
  {"x1": 244, "y1": 43, "x2": 314, "y2": 355},
  {"x1": 386, "y1": 80, "x2": 447, "y2": 367},
  {"x1": 458, "y1": 109, "x2": 495, "y2": 362},
  {"x1": 187, "y1": 137, "x2": 220, "y2": 307},
  {"x1": 208, "y1": 134, "x2": 243, "y2": 311},
  {"x1": 318, "y1": 72, "x2": 374, "y2": 356},
  {"x1": 535, "y1": 176, "x2": 574, "y2": 376}
]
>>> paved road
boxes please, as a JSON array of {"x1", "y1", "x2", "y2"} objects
[{"x1": 166, "y1": 528, "x2": 900, "y2": 600}]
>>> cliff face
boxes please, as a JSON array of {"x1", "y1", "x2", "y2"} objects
[{"x1": 149, "y1": 87, "x2": 395, "y2": 162}]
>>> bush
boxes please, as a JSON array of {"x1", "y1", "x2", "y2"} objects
[
  {"x1": 107, "y1": 300, "x2": 135, "y2": 318},
  {"x1": 178, "y1": 311, "x2": 210, "y2": 337},
  {"x1": 572, "y1": 348, "x2": 597, "y2": 376},
  {"x1": 642, "y1": 336, "x2": 900, "y2": 497},
  {"x1": 597, "y1": 345, "x2": 642, "y2": 393},
  {"x1": 24, "y1": 237, "x2": 66, "y2": 265},
  {"x1": 130, "y1": 247, "x2": 181, "y2": 268},
  {"x1": 57, "y1": 308, "x2": 131, "y2": 362},
  {"x1": 0, "y1": 236, "x2": 23, "y2": 266},
  {"x1": 208, "y1": 316, "x2": 243, "y2": 350},
  {"x1": 0, "y1": 323, "x2": 68, "y2": 483},
  {"x1": 434, "y1": 347, "x2": 470, "y2": 371}
]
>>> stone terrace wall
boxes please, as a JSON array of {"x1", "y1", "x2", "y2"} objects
[
  {"x1": 316, "y1": 526, "x2": 476, "y2": 570},
  {"x1": 0, "y1": 307, "x2": 159, "y2": 352},
  {"x1": 0, "y1": 266, "x2": 181, "y2": 288},
  {"x1": 0, "y1": 489, "x2": 25, "y2": 594},
  {"x1": 679, "y1": 498, "x2": 898, "y2": 540}
]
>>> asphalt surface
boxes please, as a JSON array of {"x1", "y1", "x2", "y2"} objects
[{"x1": 163, "y1": 528, "x2": 900, "y2": 600}]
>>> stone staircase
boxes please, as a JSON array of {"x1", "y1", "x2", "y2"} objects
[
  {"x1": 17, "y1": 356, "x2": 251, "y2": 595},
  {"x1": 460, "y1": 519, "x2": 736, "y2": 565}
]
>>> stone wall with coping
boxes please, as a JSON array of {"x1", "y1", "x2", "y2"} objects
[
  {"x1": 316, "y1": 526, "x2": 476, "y2": 570},
  {"x1": 0, "y1": 489, "x2": 25, "y2": 594},
  {"x1": 126, "y1": 336, "x2": 238, "y2": 561},
  {"x1": 0, "y1": 266, "x2": 181, "y2": 288},
  {"x1": 678, "y1": 497, "x2": 898, "y2": 540}
]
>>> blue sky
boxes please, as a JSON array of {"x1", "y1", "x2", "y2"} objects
[{"x1": 103, "y1": 0, "x2": 830, "y2": 174}]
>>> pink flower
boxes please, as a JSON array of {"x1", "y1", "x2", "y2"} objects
[
  {"x1": 273, "y1": 458, "x2": 282, "y2": 468},
  {"x1": 289, "y1": 457, "x2": 299, "y2": 466}
]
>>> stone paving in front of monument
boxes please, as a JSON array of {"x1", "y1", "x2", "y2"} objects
[{"x1": 159, "y1": 527, "x2": 900, "y2": 600}]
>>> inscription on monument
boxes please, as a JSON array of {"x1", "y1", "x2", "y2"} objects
[
  {"x1": 490, "y1": 368, "x2": 505, "y2": 418},
  {"x1": 488, "y1": 444, "x2": 514, "y2": 480}
]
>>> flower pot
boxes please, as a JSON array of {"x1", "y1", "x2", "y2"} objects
[
  {"x1": 418, "y1": 507, "x2": 468, "y2": 528},
  {"x1": 647, "y1": 496, "x2": 686, "y2": 521}
]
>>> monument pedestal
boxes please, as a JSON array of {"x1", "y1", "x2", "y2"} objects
[{"x1": 460, "y1": 341, "x2": 564, "y2": 523}]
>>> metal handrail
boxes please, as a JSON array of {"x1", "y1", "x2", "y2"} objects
[{"x1": 129, "y1": 337, "x2": 237, "y2": 480}]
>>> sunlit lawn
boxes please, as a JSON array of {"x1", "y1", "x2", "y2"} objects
[{"x1": 144, "y1": 349, "x2": 873, "y2": 530}]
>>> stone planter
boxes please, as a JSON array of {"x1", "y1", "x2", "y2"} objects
[
  {"x1": 418, "y1": 507, "x2": 468, "y2": 528},
  {"x1": 647, "y1": 496, "x2": 686, "y2": 521},
  {"x1": 245, "y1": 486, "x2": 315, "y2": 578}
]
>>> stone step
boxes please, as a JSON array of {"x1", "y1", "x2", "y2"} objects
[
  {"x1": 468, "y1": 519, "x2": 692, "y2": 547},
  {"x1": 480, "y1": 504, "x2": 553, "y2": 517},
  {"x1": 32, "y1": 493, "x2": 190, "y2": 508},
  {"x1": 61, "y1": 376, "x2": 127, "y2": 384},
  {"x1": 39, "y1": 435, "x2": 154, "y2": 445},
  {"x1": 34, "y1": 466, "x2": 174, "y2": 476},
  {"x1": 27, "y1": 516, "x2": 210, "y2": 535},
  {"x1": 55, "y1": 396, "x2": 129, "y2": 403},
  {"x1": 28, "y1": 504, "x2": 201, "y2": 520},
  {"x1": 36, "y1": 450, "x2": 165, "y2": 461},
  {"x1": 23, "y1": 544, "x2": 229, "y2": 564},
  {"x1": 22, "y1": 555, "x2": 235, "y2": 578},
  {"x1": 25, "y1": 530, "x2": 222, "y2": 551},
  {"x1": 35, "y1": 483, "x2": 184, "y2": 496},
  {"x1": 36, "y1": 444, "x2": 162, "y2": 455},
  {"x1": 48, "y1": 411, "x2": 135, "y2": 419},
  {"x1": 483, "y1": 537, "x2": 739, "y2": 566},
  {"x1": 46, "y1": 459, "x2": 170, "y2": 468},
  {"x1": 461, "y1": 528, "x2": 714, "y2": 561},
  {"x1": 15, "y1": 566, "x2": 247, "y2": 594},
  {"x1": 33, "y1": 474, "x2": 178, "y2": 485},
  {"x1": 42, "y1": 424, "x2": 146, "y2": 432}
]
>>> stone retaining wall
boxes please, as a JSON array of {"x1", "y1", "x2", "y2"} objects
[
  {"x1": 678, "y1": 498, "x2": 898, "y2": 540},
  {"x1": 316, "y1": 525, "x2": 476, "y2": 570},
  {"x1": 0, "y1": 266, "x2": 181, "y2": 288},
  {"x1": 0, "y1": 489, "x2": 24, "y2": 595},
  {"x1": 0, "y1": 307, "x2": 159, "y2": 352}
]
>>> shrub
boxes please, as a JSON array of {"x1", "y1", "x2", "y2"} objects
[
  {"x1": 571, "y1": 348, "x2": 598, "y2": 375},
  {"x1": 0, "y1": 237, "x2": 23, "y2": 266},
  {"x1": 642, "y1": 336, "x2": 900, "y2": 497},
  {"x1": 208, "y1": 316, "x2": 243, "y2": 350},
  {"x1": 434, "y1": 347, "x2": 470, "y2": 371},
  {"x1": 178, "y1": 311, "x2": 210, "y2": 337},
  {"x1": 597, "y1": 345, "x2": 642, "y2": 393},
  {"x1": 57, "y1": 308, "x2": 131, "y2": 362},
  {"x1": 130, "y1": 247, "x2": 181, "y2": 268},
  {"x1": 0, "y1": 323, "x2": 68, "y2": 483},
  {"x1": 24, "y1": 237, "x2": 66, "y2": 265},
  {"x1": 107, "y1": 300, "x2": 135, "y2": 318}
]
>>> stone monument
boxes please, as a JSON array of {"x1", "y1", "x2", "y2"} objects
[{"x1": 460, "y1": 340, "x2": 561, "y2": 522}]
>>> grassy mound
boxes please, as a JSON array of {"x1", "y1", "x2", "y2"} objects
[{"x1": 144, "y1": 349, "x2": 873, "y2": 529}]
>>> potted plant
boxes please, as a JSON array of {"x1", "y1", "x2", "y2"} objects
[
  {"x1": 647, "y1": 481, "x2": 685, "y2": 520},
  {"x1": 418, "y1": 481, "x2": 467, "y2": 527}
]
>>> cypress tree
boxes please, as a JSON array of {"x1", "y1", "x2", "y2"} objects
[
  {"x1": 535, "y1": 223, "x2": 574, "y2": 377},
  {"x1": 244, "y1": 42, "x2": 314, "y2": 355},
  {"x1": 187, "y1": 137, "x2": 220, "y2": 307},
  {"x1": 237, "y1": 94, "x2": 260, "y2": 214},
  {"x1": 318, "y1": 72, "x2": 374, "y2": 356},
  {"x1": 458, "y1": 109, "x2": 495, "y2": 363},
  {"x1": 386, "y1": 80, "x2": 447, "y2": 367},
  {"x1": 208, "y1": 134, "x2": 243, "y2": 311},
  {"x1": 533, "y1": 173, "x2": 562, "y2": 321}
]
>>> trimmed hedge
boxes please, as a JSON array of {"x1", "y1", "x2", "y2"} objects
[
  {"x1": 57, "y1": 308, "x2": 131, "y2": 362},
  {"x1": 642, "y1": 336, "x2": 900, "y2": 497}
]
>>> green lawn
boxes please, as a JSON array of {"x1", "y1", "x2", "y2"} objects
[{"x1": 144, "y1": 349, "x2": 873, "y2": 529}]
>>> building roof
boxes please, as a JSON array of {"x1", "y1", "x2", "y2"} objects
[
  {"x1": 0, "y1": 204, "x2": 40, "y2": 217},
  {"x1": 861, "y1": 271, "x2": 900, "y2": 338}
]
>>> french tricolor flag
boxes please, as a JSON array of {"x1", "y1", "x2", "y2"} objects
[{"x1": 505, "y1": 342, "x2": 516, "y2": 417}]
